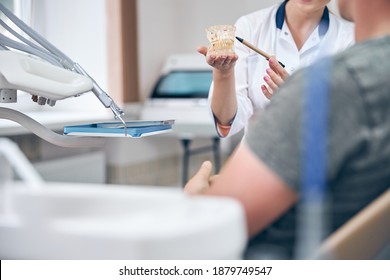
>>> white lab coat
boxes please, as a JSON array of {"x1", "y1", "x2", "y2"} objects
[{"x1": 209, "y1": 2, "x2": 354, "y2": 137}]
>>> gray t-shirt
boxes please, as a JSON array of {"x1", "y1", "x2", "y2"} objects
[{"x1": 245, "y1": 36, "x2": 390, "y2": 259}]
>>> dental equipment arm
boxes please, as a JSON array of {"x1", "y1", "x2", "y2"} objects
[
  {"x1": 0, "y1": 2, "x2": 126, "y2": 126},
  {"x1": 0, "y1": 108, "x2": 106, "y2": 148},
  {"x1": 0, "y1": 52, "x2": 93, "y2": 101}
]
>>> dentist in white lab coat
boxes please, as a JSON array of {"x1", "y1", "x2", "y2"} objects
[{"x1": 198, "y1": 0, "x2": 354, "y2": 137}]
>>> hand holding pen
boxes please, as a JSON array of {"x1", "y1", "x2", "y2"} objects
[
  {"x1": 235, "y1": 36, "x2": 289, "y2": 100},
  {"x1": 262, "y1": 56, "x2": 290, "y2": 100}
]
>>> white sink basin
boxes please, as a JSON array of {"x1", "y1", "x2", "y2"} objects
[{"x1": 0, "y1": 183, "x2": 246, "y2": 259}]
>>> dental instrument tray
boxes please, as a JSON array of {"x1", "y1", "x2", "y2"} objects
[{"x1": 63, "y1": 120, "x2": 175, "y2": 138}]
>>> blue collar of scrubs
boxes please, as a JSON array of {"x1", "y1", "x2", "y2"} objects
[{"x1": 276, "y1": 0, "x2": 330, "y2": 37}]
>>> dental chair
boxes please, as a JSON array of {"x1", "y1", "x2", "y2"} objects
[{"x1": 315, "y1": 188, "x2": 390, "y2": 259}]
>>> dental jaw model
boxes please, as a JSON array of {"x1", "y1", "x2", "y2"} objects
[{"x1": 206, "y1": 25, "x2": 236, "y2": 56}]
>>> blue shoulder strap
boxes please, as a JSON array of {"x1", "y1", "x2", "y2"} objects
[
  {"x1": 295, "y1": 58, "x2": 332, "y2": 259},
  {"x1": 302, "y1": 60, "x2": 331, "y2": 203}
]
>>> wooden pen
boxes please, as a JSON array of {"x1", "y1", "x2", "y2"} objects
[{"x1": 236, "y1": 36, "x2": 285, "y2": 68}]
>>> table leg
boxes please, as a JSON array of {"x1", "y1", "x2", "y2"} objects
[
  {"x1": 181, "y1": 138, "x2": 191, "y2": 187},
  {"x1": 212, "y1": 137, "x2": 221, "y2": 173}
]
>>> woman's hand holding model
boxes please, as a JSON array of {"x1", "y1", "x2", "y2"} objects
[{"x1": 197, "y1": 46, "x2": 238, "y2": 73}]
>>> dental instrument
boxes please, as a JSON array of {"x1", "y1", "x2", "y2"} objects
[{"x1": 0, "y1": 2, "x2": 129, "y2": 138}]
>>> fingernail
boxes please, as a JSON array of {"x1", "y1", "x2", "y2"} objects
[
  {"x1": 269, "y1": 58, "x2": 275, "y2": 64},
  {"x1": 264, "y1": 76, "x2": 269, "y2": 81},
  {"x1": 266, "y1": 68, "x2": 271, "y2": 74}
]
